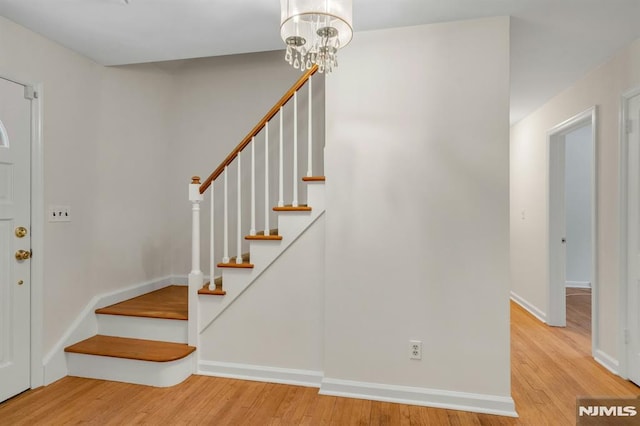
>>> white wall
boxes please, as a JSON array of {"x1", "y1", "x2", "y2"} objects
[
  {"x1": 0, "y1": 17, "x2": 173, "y2": 354},
  {"x1": 324, "y1": 17, "x2": 512, "y2": 410},
  {"x1": 565, "y1": 124, "x2": 593, "y2": 286},
  {"x1": 511, "y1": 37, "x2": 640, "y2": 363}
]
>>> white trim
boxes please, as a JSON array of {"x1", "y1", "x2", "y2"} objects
[
  {"x1": 594, "y1": 349, "x2": 620, "y2": 375},
  {"x1": 42, "y1": 276, "x2": 175, "y2": 385},
  {"x1": 510, "y1": 291, "x2": 547, "y2": 323},
  {"x1": 618, "y1": 87, "x2": 640, "y2": 379},
  {"x1": 198, "y1": 361, "x2": 323, "y2": 388},
  {"x1": 30, "y1": 83, "x2": 44, "y2": 390},
  {"x1": 546, "y1": 106, "x2": 598, "y2": 353},
  {"x1": 319, "y1": 378, "x2": 518, "y2": 418},
  {"x1": 565, "y1": 281, "x2": 591, "y2": 288},
  {"x1": 172, "y1": 274, "x2": 189, "y2": 283}
]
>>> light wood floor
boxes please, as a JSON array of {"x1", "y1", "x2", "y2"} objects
[{"x1": 1, "y1": 295, "x2": 638, "y2": 425}]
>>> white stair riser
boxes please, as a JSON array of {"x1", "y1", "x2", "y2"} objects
[
  {"x1": 278, "y1": 212, "x2": 314, "y2": 240},
  {"x1": 97, "y1": 314, "x2": 188, "y2": 344},
  {"x1": 306, "y1": 183, "x2": 326, "y2": 211},
  {"x1": 66, "y1": 352, "x2": 195, "y2": 387}
]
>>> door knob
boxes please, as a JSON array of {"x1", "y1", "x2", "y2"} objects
[
  {"x1": 15, "y1": 227, "x2": 28, "y2": 238},
  {"x1": 15, "y1": 250, "x2": 31, "y2": 261}
]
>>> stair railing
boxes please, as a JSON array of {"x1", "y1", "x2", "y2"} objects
[{"x1": 188, "y1": 65, "x2": 320, "y2": 346}]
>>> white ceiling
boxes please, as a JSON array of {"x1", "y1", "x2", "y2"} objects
[{"x1": 1, "y1": 0, "x2": 639, "y2": 123}]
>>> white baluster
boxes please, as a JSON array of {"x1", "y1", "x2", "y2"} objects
[
  {"x1": 236, "y1": 152, "x2": 243, "y2": 264},
  {"x1": 222, "y1": 166, "x2": 230, "y2": 264},
  {"x1": 265, "y1": 122, "x2": 270, "y2": 236},
  {"x1": 278, "y1": 106, "x2": 284, "y2": 207},
  {"x1": 307, "y1": 76, "x2": 313, "y2": 177},
  {"x1": 292, "y1": 91, "x2": 299, "y2": 207},
  {"x1": 250, "y1": 137, "x2": 256, "y2": 236},
  {"x1": 188, "y1": 176, "x2": 203, "y2": 346},
  {"x1": 210, "y1": 183, "x2": 214, "y2": 285}
]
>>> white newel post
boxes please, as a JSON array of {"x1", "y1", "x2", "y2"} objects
[{"x1": 188, "y1": 176, "x2": 204, "y2": 348}]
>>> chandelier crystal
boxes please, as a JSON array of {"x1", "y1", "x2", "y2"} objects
[{"x1": 280, "y1": 0, "x2": 353, "y2": 73}]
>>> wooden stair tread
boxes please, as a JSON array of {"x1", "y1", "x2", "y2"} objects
[
  {"x1": 273, "y1": 204, "x2": 312, "y2": 212},
  {"x1": 95, "y1": 285, "x2": 187, "y2": 320},
  {"x1": 218, "y1": 252, "x2": 253, "y2": 268},
  {"x1": 64, "y1": 335, "x2": 195, "y2": 362},
  {"x1": 199, "y1": 277, "x2": 225, "y2": 295},
  {"x1": 218, "y1": 260, "x2": 254, "y2": 268},
  {"x1": 246, "y1": 229, "x2": 282, "y2": 241},
  {"x1": 246, "y1": 234, "x2": 283, "y2": 240},
  {"x1": 302, "y1": 176, "x2": 325, "y2": 181}
]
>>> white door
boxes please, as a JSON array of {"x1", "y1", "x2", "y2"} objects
[
  {"x1": 548, "y1": 134, "x2": 567, "y2": 327},
  {"x1": 0, "y1": 77, "x2": 32, "y2": 402}
]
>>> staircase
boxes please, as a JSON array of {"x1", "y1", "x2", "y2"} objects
[
  {"x1": 64, "y1": 286, "x2": 195, "y2": 387},
  {"x1": 63, "y1": 65, "x2": 324, "y2": 387}
]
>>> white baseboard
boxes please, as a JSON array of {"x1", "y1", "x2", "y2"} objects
[
  {"x1": 566, "y1": 281, "x2": 591, "y2": 288},
  {"x1": 171, "y1": 274, "x2": 189, "y2": 284},
  {"x1": 510, "y1": 291, "x2": 547, "y2": 324},
  {"x1": 198, "y1": 360, "x2": 323, "y2": 388},
  {"x1": 319, "y1": 378, "x2": 518, "y2": 417},
  {"x1": 42, "y1": 276, "x2": 176, "y2": 385},
  {"x1": 594, "y1": 349, "x2": 619, "y2": 375}
]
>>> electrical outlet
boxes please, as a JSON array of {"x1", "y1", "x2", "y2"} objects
[
  {"x1": 409, "y1": 340, "x2": 422, "y2": 360},
  {"x1": 48, "y1": 205, "x2": 71, "y2": 222}
]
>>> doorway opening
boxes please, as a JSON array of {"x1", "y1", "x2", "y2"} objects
[{"x1": 547, "y1": 107, "x2": 597, "y2": 354}]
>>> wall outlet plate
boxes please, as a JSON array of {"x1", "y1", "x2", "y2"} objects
[{"x1": 410, "y1": 340, "x2": 422, "y2": 360}]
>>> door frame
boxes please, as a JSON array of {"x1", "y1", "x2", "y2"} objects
[
  {"x1": 0, "y1": 73, "x2": 44, "y2": 390},
  {"x1": 618, "y1": 87, "x2": 640, "y2": 379},
  {"x1": 547, "y1": 107, "x2": 598, "y2": 351}
]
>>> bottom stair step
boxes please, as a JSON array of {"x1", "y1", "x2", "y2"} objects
[
  {"x1": 65, "y1": 335, "x2": 195, "y2": 362},
  {"x1": 65, "y1": 336, "x2": 196, "y2": 387}
]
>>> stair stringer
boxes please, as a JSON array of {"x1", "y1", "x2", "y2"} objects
[{"x1": 198, "y1": 182, "x2": 325, "y2": 334}]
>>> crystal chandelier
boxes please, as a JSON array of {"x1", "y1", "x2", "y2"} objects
[{"x1": 280, "y1": 0, "x2": 353, "y2": 73}]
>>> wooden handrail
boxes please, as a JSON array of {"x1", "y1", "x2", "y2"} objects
[{"x1": 199, "y1": 64, "x2": 319, "y2": 194}]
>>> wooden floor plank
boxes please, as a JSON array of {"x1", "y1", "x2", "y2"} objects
[
  {"x1": 2, "y1": 292, "x2": 639, "y2": 425},
  {"x1": 95, "y1": 285, "x2": 187, "y2": 320}
]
